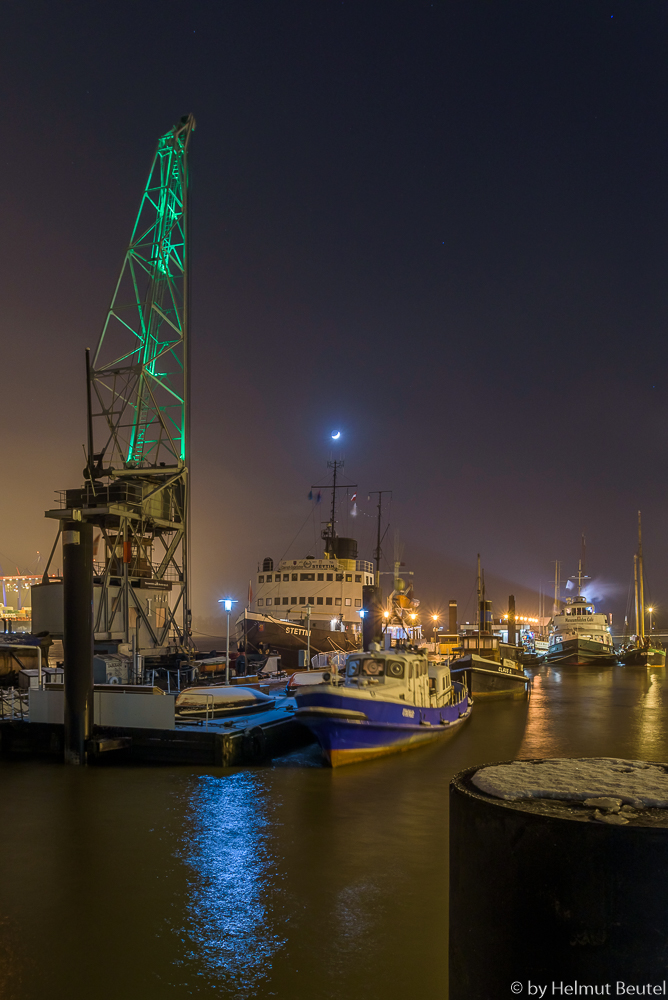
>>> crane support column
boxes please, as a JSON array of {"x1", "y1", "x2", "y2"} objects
[{"x1": 63, "y1": 517, "x2": 94, "y2": 765}]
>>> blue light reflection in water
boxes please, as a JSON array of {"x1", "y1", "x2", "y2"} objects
[{"x1": 173, "y1": 772, "x2": 285, "y2": 993}]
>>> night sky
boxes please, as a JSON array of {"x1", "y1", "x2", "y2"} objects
[{"x1": 2, "y1": 1, "x2": 668, "y2": 630}]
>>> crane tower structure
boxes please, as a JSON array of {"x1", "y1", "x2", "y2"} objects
[{"x1": 42, "y1": 114, "x2": 196, "y2": 665}]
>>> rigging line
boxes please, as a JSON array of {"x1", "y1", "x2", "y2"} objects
[{"x1": 278, "y1": 506, "x2": 318, "y2": 564}]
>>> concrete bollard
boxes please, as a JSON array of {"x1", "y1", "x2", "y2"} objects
[{"x1": 450, "y1": 758, "x2": 668, "y2": 998}]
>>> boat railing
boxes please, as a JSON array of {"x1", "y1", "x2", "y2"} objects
[
  {"x1": 204, "y1": 694, "x2": 214, "y2": 729},
  {"x1": 0, "y1": 686, "x2": 28, "y2": 721}
]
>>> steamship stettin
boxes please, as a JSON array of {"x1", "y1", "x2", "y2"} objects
[{"x1": 237, "y1": 536, "x2": 374, "y2": 669}]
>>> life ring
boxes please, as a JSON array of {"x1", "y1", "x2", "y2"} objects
[{"x1": 243, "y1": 726, "x2": 267, "y2": 762}]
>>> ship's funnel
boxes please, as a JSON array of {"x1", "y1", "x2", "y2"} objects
[
  {"x1": 330, "y1": 537, "x2": 358, "y2": 561},
  {"x1": 507, "y1": 594, "x2": 516, "y2": 646},
  {"x1": 449, "y1": 600, "x2": 457, "y2": 634}
]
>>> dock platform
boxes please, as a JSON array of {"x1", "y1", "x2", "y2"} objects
[{"x1": 0, "y1": 703, "x2": 314, "y2": 766}]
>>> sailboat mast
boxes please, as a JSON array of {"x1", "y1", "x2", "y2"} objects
[
  {"x1": 633, "y1": 554, "x2": 640, "y2": 637},
  {"x1": 476, "y1": 554, "x2": 481, "y2": 654},
  {"x1": 638, "y1": 511, "x2": 645, "y2": 640}
]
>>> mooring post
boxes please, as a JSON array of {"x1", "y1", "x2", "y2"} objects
[
  {"x1": 63, "y1": 516, "x2": 94, "y2": 765},
  {"x1": 450, "y1": 758, "x2": 668, "y2": 997}
]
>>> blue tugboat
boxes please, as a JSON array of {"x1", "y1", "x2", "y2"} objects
[{"x1": 294, "y1": 643, "x2": 471, "y2": 766}]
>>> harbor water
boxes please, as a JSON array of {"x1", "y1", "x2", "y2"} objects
[{"x1": 1, "y1": 664, "x2": 667, "y2": 1000}]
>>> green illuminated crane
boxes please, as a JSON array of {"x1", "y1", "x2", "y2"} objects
[
  {"x1": 91, "y1": 113, "x2": 194, "y2": 472},
  {"x1": 46, "y1": 114, "x2": 196, "y2": 661}
]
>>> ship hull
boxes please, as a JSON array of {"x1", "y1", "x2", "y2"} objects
[
  {"x1": 621, "y1": 647, "x2": 666, "y2": 668},
  {"x1": 237, "y1": 614, "x2": 360, "y2": 668},
  {"x1": 294, "y1": 684, "x2": 471, "y2": 767},
  {"x1": 544, "y1": 637, "x2": 618, "y2": 666},
  {"x1": 450, "y1": 654, "x2": 530, "y2": 699}
]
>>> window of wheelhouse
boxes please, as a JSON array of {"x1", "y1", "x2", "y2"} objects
[{"x1": 360, "y1": 658, "x2": 385, "y2": 676}]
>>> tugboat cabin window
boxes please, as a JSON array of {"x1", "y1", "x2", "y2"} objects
[
  {"x1": 360, "y1": 658, "x2": 385, "y2": 676},
  {"x1": 335, "y1": 598, "x2": 342, "y2": 606},
  {"x1": 283, "y1": 597, "x2": 289, "y2": 604},
  {"x1": 291, "y1": 596, "x2": 297, "y2": 603},
  {"x1": 386, "y1": 660, "x2": 404, "y2": 678},
  {"x1": 345, "y1": 598, "x2": 352, "y2": 606},
  {"x1": 355, "y1": 599, "x2": 362, "y2": 607},
  {"x1": 283, "y1": 574, "x2": 289, "y2": 581},
  {"x1": 266, "y1": 598, "x2": 272, "y2": 605},
  {"x1": 266, "y1": 574, "x2": 272, "y2": 582},
  {"x1": 299, "y1": 597, "x2": 306, "y2": 604},
  {"x1": 258, "y1": 599, "x2": 264, "y2": 606}
]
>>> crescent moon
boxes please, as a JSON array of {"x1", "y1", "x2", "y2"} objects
[{"x1": 331, "y1": 431, "x2": 341, "y2": 440}]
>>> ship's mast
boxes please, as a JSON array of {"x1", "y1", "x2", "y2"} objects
[
  {"x1": 476, "y1": 553, "x2": 481, "y2": 654},
  {"x1": 553, "y1": 560, "x2": 560, "y2": 616},
  {"x1": 311, "y1": 460, "x2": 356, "y2": 558},
  {"x1": 633, "y1": 553, "x2": 640, "y2": 637},
  {"x1": 368, "y1": 490, "x2": 391, "y2": 586},
  {"x1": 638, "y1": 510, "x2": 645, "y2": 640}
]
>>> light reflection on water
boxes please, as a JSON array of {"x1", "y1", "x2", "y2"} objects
[{"x1": 173, "y1": 772, "x2": 286, "y2": 994}]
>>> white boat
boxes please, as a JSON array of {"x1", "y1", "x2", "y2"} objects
[
  {"x1": 175, "y1": 685, "x2": 275, "y2": 718},
  {"x1": 545, "y1": 567, "x2": 616, "y2": 666}
]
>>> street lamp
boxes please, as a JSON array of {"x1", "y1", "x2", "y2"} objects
[
  {"x1": 648, "y1": 607, "x2": 655, "y2": 636},
  {"x1": 410, "y1": 612, "x2": 417, "y2": 643},
  {"x1": 218, "y1": 598, "x2": 238, "y2": 685},
  {"x1": 432, "y1": 614, "x2": 439, "y2": 645}
]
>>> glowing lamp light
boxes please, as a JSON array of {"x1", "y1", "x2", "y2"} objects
[
  {"x1": 383, "y1": 612, "x2": 390, "y2": 618},
  {"x1": 432, "y1": 615, "x2": 438, "y2": 621},
  {"x1": 410, "y1": 613, "x2": 417, "y2": 621},
  {"x1": 359, "y1": 609, "x2": 367, "y2": 618}
]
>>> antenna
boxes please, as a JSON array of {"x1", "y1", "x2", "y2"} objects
[
  {"x1": 368, "y1": 490, "x2": 392, "y2": 586},
  {"x1": 311, "y1": 460, "x2": 357, "y2": 557}
]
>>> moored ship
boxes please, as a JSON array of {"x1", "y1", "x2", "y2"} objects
[
  {"x1": 449, "y1": 561, "x2": 530, "y2": 698},
  {"x1": 620, "y1": 512, "x2": 666, "y2": 668},
  {"x1": 237, "y1": 461, "x2": 375, "y2": 667},
  {"x1": 294, "y1": 642, "x2": 471, "y2": 766},
  {"x1": 545, "y1": 567, "x2": 616, "y2": 667}
]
